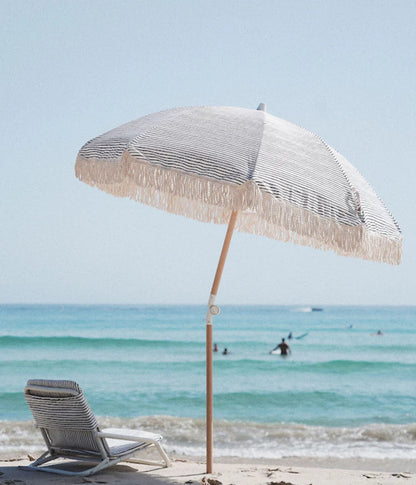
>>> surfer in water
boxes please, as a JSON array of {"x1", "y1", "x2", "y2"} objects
[{"x1": 272, "y1": 338, "x2": 291, "y2": 356}]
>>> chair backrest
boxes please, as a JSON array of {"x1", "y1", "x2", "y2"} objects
[{"x1": 24, "y1": 379, "x2": 109, "y2": 457}]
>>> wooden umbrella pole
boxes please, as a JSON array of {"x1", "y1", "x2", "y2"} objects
[
  {"x1": 210, "y1": 211, "x2": 239, "y2": 297},
  {"x1": 206, "y1": 210, "x2": 238, "y2": 474}
]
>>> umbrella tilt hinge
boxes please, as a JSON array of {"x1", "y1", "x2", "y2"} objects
[{"x1": 206, "y1": 294, "x2": 220, "y2": 324}]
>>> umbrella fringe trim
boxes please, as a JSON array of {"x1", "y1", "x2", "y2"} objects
[{"x1": 75, "y1": 155, "x2": 402, "y2": 265}]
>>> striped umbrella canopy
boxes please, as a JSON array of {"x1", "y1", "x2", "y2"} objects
[{"x1": 75, "y1": 104, "x2": 402, "y2": 472}]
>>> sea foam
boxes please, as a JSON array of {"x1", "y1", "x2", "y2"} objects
[{"x1": 2, "y1": 417, "x2": 416, "y2": 460}]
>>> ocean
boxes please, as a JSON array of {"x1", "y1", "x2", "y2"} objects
[{"x1": 1, "y1": 304, "x2": 415, "y2": 460}]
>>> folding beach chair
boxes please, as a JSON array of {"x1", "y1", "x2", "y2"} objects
[{"x1": 23, "y1": 379, "x2": 170, "y2": 476}]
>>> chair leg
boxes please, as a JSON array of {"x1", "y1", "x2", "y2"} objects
[
  {"x1": 30, "y1": 450, "x2": 56, "y2": 467},
  {"x1": 20, "y1": 456, "x2": 112, "y2": 477},
  {"x1": 155, "y1": 441, "x2": 171, "y2": 467},
  {"x1": 126, "y1": 442, "x2": 170, "y2": 467}
]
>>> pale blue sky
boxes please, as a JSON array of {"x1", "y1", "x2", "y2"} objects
[{"x1": 1, "y1": 0, "x2": 415, "y2": 305}]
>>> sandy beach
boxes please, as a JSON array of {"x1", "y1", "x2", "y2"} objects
[{"x1": 1, "y1": 454, "x2": 415, "y2": 485}]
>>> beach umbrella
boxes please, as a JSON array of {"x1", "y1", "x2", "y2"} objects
[{"x1": 75, "y1": 103, "x2": 402, "y2": 472}]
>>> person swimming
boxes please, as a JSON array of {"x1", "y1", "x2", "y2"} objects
[{"x1": 272, "y1": 338, "x2": 291, "y2": 356}]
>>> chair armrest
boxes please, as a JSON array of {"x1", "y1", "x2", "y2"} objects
[{"x1": 97, "y1": 428, "x2": 162, "y2": 445}]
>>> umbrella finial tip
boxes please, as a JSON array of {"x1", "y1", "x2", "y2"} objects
[{"x1": 257, "y1": 103, "x2": 266, "y2": 112}]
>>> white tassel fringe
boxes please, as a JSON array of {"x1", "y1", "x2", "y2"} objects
[{"x1": 75, "y1": 153, "x2": 402, "y2": 265}]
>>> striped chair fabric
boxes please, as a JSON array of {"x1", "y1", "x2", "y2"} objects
[{"x1": 23, "y1": 379, "x2": 170, "y2": 476}]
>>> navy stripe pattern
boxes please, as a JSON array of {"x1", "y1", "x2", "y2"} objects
[{"x1": 76, "y1": 106, "x2": 402, "y2": 264}]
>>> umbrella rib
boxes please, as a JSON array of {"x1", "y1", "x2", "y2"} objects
[
  {"x1": 311, "y1": 134, "x2": 365, "y2": 221},
  {"x1": 247, "y1": 107, "x2": 266, "y2": 181}
]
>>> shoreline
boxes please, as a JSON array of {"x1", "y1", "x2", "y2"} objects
[
  {"x1": 3, "y1": 417, "x2": 416, "y2": 462},
  {"x1": 1, "y1": 454, "x2": 415, "y2": 484}
]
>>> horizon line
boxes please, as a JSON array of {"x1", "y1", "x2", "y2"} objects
[{"x1": 0, "y1": 302, "x2": 414, "y2": 307}]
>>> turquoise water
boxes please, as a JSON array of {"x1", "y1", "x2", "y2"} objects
[{"x1": 1, "y1": 304, "x2": 416, "y2": 459}]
